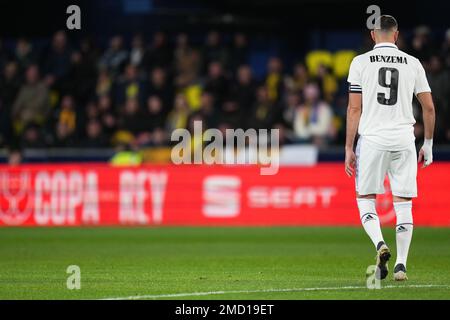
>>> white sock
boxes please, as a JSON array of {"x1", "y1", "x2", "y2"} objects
[
  {"x1": 357, "y1": 198, "x2": 384, "y2": 250},
  {"x1": 394, "y1": 201, "x2": 413, "y2": 268}
]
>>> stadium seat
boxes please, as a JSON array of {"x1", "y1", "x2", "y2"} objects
[
  {"x1": 333, "y1": 50, "x2": 357, "y2": 78},
  {"x1": 306, "y1": 50, "x2": 334, "y2": 76}
]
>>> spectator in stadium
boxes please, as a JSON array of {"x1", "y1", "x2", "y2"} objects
[
  {"x1": 56, "y1": 95, "x2": 78, "y2": 136},
  {"x1": 281, "y1": 91, "x2": 301, "y2": 141},
  {"x1": 129, "y1": 33, "x2": 146, "y2": 68},
  {"x1": 42, "y1": 31, "x2": 73, "y2": 88},
  {"x1": 173, "y1": 33, "x2": 201, "y2": 89},
  {"x1": 62, "y1": 39, "x2": 98, "y2": 103},
  {"x1": 0, "y1": 62, "x2": 20, "y2": 106},
  {"x1": 99, "y1": 35, "x2": 128, "y2": 76},
  {"x1": 118, "y1": 97, "x2": 145, "y2": 137},
  {"x1": 221, "y1": 99, "x2": 241, "y2": 129},
  {"x1": 0, "y1": 62, "x2": 21, "y2": 144},
  {"x1": 7, "y1": 148, "x2": 23, "y2": 165},
  {"x1": 228, "y1": 33, "x2": 249, "y2": 72},
  {"x1": 110, "y1": 142, "x2": 142, "y2": 166},
  {"x1": 331, "y1": 95, "x2": 349, "y2": 144},
  {"x1": 166, "y1": 93, "x2": 190, "y2": 132},
  {"x1": 204, "y1": 61, "x2": 229, "y2": 106},
  {"x1": 247, "y1": 85, "x2": 280, "y2": 129},
  {"x1": 14, "y1": 38, "x2": 36, "y2": 72},
  {"x1": 79, "y1": 36, "x2": 101, "y2": 64},
  {"x1": 21, "y1": 123, "x2": 47, "y2": 149},
  {"x1": 81, "y1": 119, "x2": 110, "y2": 148},
  {"x1": 284, "y1": 62, "x2": 309, "y2": 94},
  {"x1": 96, "y1": 69, "x2": 113, "y2": 98},
  {"x1": 148, "y1": 67, "x2": 173, "y2": 115},
  {"x1": 12, "y1": 65, "x2": 50, "y2": 133},
  {"x1": 142, "y1": 31, "x2": 172, "y2": 70},
  {"x1": 149, "y1": 127, "x2": 169, "y2": 147},
  {"x1": 264, "y1": 57, "x2": 284, "y2": 102},
  {"x1": 202, "y1": 31, "x2": 229, "y2": 72},
  {"x1": 182, "y1": 78, "x2": 203, "y2": 111},
  {"x1": 191, "y1": 91, "x2": 220, "y2": 129},
  {"x1": 114, "y1": 64, "x2": 146, "y2": 106},
  {"x1": 315, "y1": 64, "x2": 338, "y2": 103},
  {"x1": 85, "y1": 100, "x2": 100, "y2": 122},
  {"x1": 52, "y1": 121, "x2": 76, "y2": 148},
  {"x1": 293, "y1": 82, "x2": 334, "y2": 146},
  {"x1": 97, "y1": 95, "x2": 117, "y2": 136},
  {"x1": 145, "y1": 95, "x2": 166, "y2": 132},
  {"x1": 187, "y1": 112, "x2": 205, "y2": 157},
  {"x1": 229, "y1": 64, "x2": 257, "y2": 123}
]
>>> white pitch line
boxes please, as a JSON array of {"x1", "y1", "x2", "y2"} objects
[{"x1": 100, "y1": 284, "x2": 450, "y2": 300}]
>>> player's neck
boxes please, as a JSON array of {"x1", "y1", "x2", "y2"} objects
[
  {"x1": 374, "y1": 40, "x2": 397, "y2": 48},
  {"x1": 374, "y1": 38, "x2": 396, "y2": 46}
]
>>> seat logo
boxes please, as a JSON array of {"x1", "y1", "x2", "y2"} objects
[{"x1": 203, "y1": 176, "x2": 241, "y2": 218}]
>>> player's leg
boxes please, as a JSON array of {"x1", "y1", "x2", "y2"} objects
[
  {"x1": 392, "y1": 196, "x2": 413, "y2": 281},
  {"x1": 355, "y1": 138, "x2": 391, "y2": 279},
  {"x1": 357, "y1": 194, "x2": 385, "y2": 250},
  {"x1": 357, "y1": 193, "x2": 391, "y2": 280},
  {"x1": 388, "y1": 144, "x2": 418, "y2": 281},
  {"x1": 355, "y1": 138, "x2": 389, "y2": 249}
]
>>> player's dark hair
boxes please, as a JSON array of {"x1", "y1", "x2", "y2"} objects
[{"x1": 375, "y1": 15, "x2": 398, "y2": 32}]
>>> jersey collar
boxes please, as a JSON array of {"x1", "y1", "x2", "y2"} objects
[{"x1": 374, "y1": 42, "x2": 398, "y2": 49}]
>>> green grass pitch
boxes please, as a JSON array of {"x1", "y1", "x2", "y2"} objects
[{"x1": 0, "y1": 227, "x2": 449, "y2": 300}]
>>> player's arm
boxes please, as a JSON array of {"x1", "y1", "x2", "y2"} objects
[
  {"x1": 345, "y1": 92, "x2": 362, "y2": 177},
  {"x1": 416, "y1": 92, "x2": 435, "y2": 167}
]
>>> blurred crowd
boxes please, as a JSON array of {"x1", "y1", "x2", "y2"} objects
[{"x1": 0, "y1": 27, "x2": 449, "y2": 152}]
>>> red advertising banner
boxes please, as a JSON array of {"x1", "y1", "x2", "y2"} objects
[{"x1": 0, "y1": 163, "x2": 449, "y2": 227}]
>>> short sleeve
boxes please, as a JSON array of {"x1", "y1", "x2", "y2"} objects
[
  {"x1": 414, "y1": 60, "x2": 431, "y2": 95},
  {"x1": 347, "y1": 57, "x2": 362, "y2": 93}
]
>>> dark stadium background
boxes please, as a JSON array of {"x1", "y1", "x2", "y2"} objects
[
  {"x1": 0, "y1": 0, "x2": 449, "y2": 162},
  {"x1": 2, "y1": 0, "x2": 449, "y2": 34}
]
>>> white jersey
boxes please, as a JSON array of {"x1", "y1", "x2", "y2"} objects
[{"x1": 347, "y1": 42, "x2": 431, "y2": 151}]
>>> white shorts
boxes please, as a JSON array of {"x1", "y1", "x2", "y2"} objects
[{"x1": 355, "y1": 137, "x2": 418, "y2": 197}]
